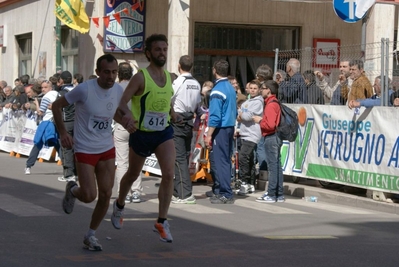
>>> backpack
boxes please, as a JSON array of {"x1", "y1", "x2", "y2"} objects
[{"x1": 270, "y1": 99, "x2": 298, "y2": 142}]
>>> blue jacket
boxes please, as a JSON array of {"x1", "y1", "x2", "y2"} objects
[
  {"x1": 358, "y1": 90, "x2": 394, "y2": 108},
  {"x1": 34, "y1": 121, "x2": 59, "y2": 147},
  {"x1": 208, "y1": 78, "x2": 237, "y2": 128}
]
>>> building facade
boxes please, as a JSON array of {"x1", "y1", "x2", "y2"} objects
[{"x1": 0, "y1": 0, "x2": 397, "y2": 88}]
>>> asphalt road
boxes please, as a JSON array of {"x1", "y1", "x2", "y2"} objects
[{"x1": 1, "y1": 152, "x2": 399, "y2": 267}]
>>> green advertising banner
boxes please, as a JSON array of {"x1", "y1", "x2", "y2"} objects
[{"x1": 281, "y1": 104, "x2": 399, "y2": 193}]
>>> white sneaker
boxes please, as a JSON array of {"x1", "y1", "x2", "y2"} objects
[
  {"x1": 131, "y1": 191, "x2": 141, "y2": 203},
  {"x1": 248, "y1": 184, "x2": 255, "y2": 193},
  {"x1": 238, "y1": 183, "x2": 249, "y2": 195},
  {"x1": 57, "y1": 176, "x2": 76, "y2": 182},
  {"x1": 25, "y1": 167, "x2": 31, "y2": 175},
  {"x1": 111, "y1": 199, "x2": 124, "y2": 229}
]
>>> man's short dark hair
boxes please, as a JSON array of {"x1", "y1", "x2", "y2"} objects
[
  {"x1": 144, "y1": 34, "x2": 168, "y2": 61},
  {"x1": 213, "y1": 59, "x2": 229, "y2": 78},
  {"x1": 179, "y1": 55, "x2": 193, "y2": 72},
  {"x1": 96, "y1": 54, "x2": 118, "y2": 71},
  {"x1": 118, "y1": 62, "x2": 133, "y2": 81},
  {"x1": 74, "y1": 73, "x2": 84, "y2": 84},
  {"x1": 20, "y1": 74, "x2": 30, "y2": 85},
  {"x1": 265, "y1": 80, "x2": 279, "y2": 95}
]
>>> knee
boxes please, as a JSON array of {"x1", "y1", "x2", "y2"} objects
[
  {"x1": 80, "y1": 191, "x2": 97, "y2": 203},
  {"x1": 98, "y1": 188, "x2": 112, "y2": 201}
]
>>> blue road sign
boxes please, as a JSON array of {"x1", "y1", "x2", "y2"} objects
[{"x1": 333, "y1": 0, "x2": 362, "y2": 23}]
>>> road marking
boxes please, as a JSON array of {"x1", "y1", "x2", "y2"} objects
[
  {"x1": 265, "y1": 235, "x2": 337, "y2": 240},
  {"x1": 234, "y1": 199, "x2": 309, "y2": 214},
  {"x1": 147, "y1": 199, "x2": 232, "y2": 214},
  {"x1": 0, "y1": 193, "x2": 60, "y2": 217},
  {"x1": 287, "y1": 199, "x2": 374, "y2": 214},
  {"x1": 104, "y1": 218, "x2": 160, "y2": 222}
]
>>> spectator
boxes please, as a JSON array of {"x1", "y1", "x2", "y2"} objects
[
  {"x1": 23, "y1": 84, "x2": 40, "y2": 113},
  {"x1": 303, "y1": 70, "x2": 324, "y2": 104},
  {"x1": 0, "y1": 86, "x2": 16, "y2": 108},
  {"x1": 253, "y1": 80, "x2": 285, "y2": 203},
  {"x1": 25, "y1": 80, "x2": 60, "y2": 175},
  {"x1": 10, "y1": 85, "x2": 28, "y2": 110},
  {"x1": 57, "y1": 71, "x2": 77, "y2": 183},
  {"x1": 20, "y1": 75, "x2": 30, "y2": 86},
  {"x1": 228, "y1": 75, "x2": 242, "y2": 95},
  {"x1": 170, "y1": 55, "x2": 202, "y2": 204},
  {"x1": 256, "y1": 64, "x2": 273, "y2": 81},
  {"x1": 14, "y1": 78, "x2": 22, "y2": 87},
  {"x1": 114, "y1": 62, "x2": 143, "y2": 204},
  {"x1": 236, "y1": 79, "x2": 263, "y2": 195},
  {"x1": 315, "y1": 60, "x2": 352, "y2": 105},
  {"x1": 341, "y1": 59, "x2": 373, "y2": 105},
  {"x1": 205, "y1": 59, "x2": 237, "y2": 204},
  {"x1": 349, "y1": 75, "x2": 394, "y2": 108},
  {"x1": 274, "y1": 69, "x2": 287, "y2": 85},
  {"x1": 279, "y1": 58, "x2": 307, "y2": 104},
  {"x1": 88, "y1": 74, "x2": 97, "y2": 80},
  {"x1": 73, "y1": 73, "x2": 84, "y2": 87}
]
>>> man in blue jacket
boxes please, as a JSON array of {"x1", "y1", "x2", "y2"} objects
[{"x1": 205, "y1": 59, "x2": 237, "y2": 204}]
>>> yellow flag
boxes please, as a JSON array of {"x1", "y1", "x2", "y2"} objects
[{"x1": 55, "y1": 0, "x2": 90, "y2": 34}]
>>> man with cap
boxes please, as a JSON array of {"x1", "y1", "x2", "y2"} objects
[{"x1": 57, "y1": 71, "x2": 77, "y2": 182}]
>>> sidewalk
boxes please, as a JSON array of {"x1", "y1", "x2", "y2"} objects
[{"x1": 282, "y1": 176, "x2": 399, "y2": 215}]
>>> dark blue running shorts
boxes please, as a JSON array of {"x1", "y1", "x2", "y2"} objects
[{"x1": 129, "y1": 126, "x2": 174, "y2": 157}]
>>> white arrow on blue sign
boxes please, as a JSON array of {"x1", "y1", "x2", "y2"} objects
[{"x1": 333, "y1": 0, "x2": 364, "y2": 23}]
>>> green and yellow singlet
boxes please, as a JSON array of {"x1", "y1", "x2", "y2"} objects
[{"x1": 131, "y1": 68, "x2": 173, "y2": 132}]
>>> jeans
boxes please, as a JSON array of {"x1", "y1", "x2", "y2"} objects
[
  {"x1": 256, "y1": 136, "x2": 268, "y2": 171},
  {"x1": 264, "y1": 133, "x2": 284, "y2": 197}
]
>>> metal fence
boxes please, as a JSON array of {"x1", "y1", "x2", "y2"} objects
[{"x1": 274, "y1": 39, "x2": 399, "y2": 105}]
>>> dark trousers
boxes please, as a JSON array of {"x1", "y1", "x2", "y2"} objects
[
  {"x1": 238, "y1": 139, "x2": 257, "y2": 185},
  {"x1": 172, "y1": 122, "x2": 193, "y2": 199},
  {"x1": 61, "y1": 121, "x2": 76, "y2": 178},
  {"x1": 209, "y1": 127, "x2": 234, "y2": 198}
]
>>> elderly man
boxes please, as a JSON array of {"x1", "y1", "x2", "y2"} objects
[
  {"x1": 0, "y1": 86, "x2": 16, "y2": 108},
  {"x1": 279, "y1": 58, "x2": 307, "y2": 104}
]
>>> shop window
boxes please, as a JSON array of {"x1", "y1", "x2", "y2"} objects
[
  {"x1": 16, "y1": 33, "x2": 32, "y2": 77},
  {"x1": 61, "y1": 27, "x2": 79, "y2": 74}
]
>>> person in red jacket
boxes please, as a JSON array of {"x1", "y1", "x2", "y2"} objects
[{"x1": 253, "y1": 80, "x2": 285, "y2": 203}]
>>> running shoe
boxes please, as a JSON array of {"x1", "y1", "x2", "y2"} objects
[
  {"x1": 57, "y1": 176, "x2": 76, "y2": 182},
  {"x1": 83, "y1": 235, "x2": 102, "y2": 251},
  {"x1": 171, "y1": 194, "x2": 196, "y2": 204},
  {"x1": 205, "y1": 190, "x2": 215, "y2": 198},
  {"x1": 62, "y1": 181, "x2": 77, "y2": 214},
  {"x1": 25, "y1": 167, "x2": 31, "y2": 175},
  {"x1": 124, "y1": 195, "x2": 132, "y2": 204},
  {"x1": 153, "y1": 220, "x2": 173, "y2": 243},
  {"x1": 210, "y1": 195, "x2": 235, "y2": 204},
  {"x1": 256, "y1": 191, "x2": 268, "y2": 200},
  {"x1": 256, "y1": 195, "x2": 276, "y2": 203},
  {"x1": 248, "y1": 184, "x2": 256, "y2": 194},
  {"x1": 277, "y1": 196, "x2": 285, "y2": 203},
  {"x1": 131, "y1": 191, "x2": 141, "y2": 203},
  {"x1": 111, "y1": 199, "x2": 124, "y2": 229}
]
